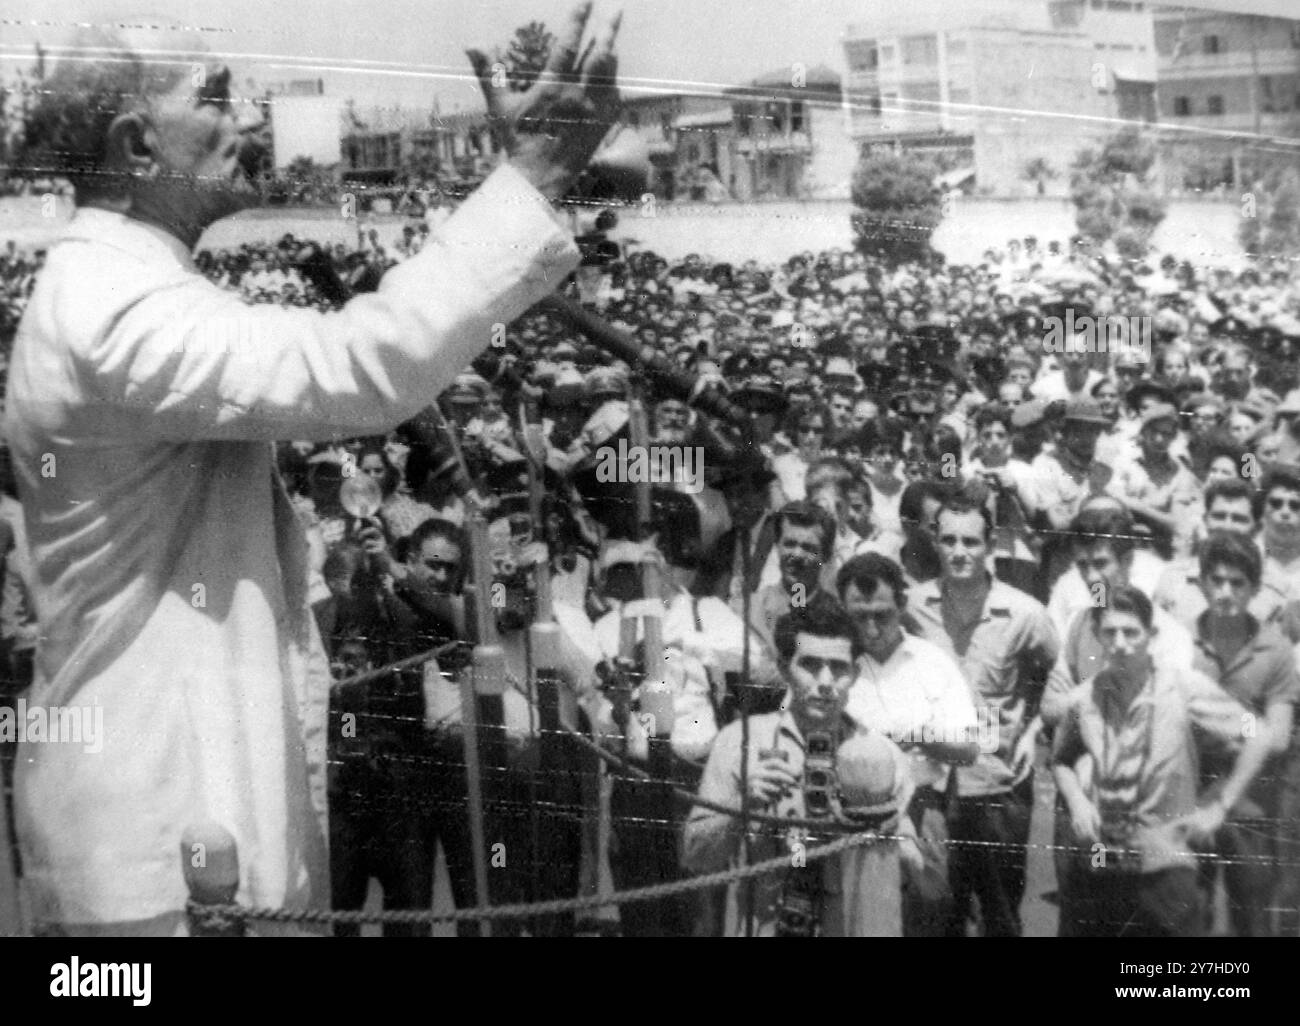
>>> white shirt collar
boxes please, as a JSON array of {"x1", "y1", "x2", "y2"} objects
[{"x1": 59, "y1": 207, "x2": 198, "y2": 273}]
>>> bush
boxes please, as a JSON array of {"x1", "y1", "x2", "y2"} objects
[
  {"x1": 1240, "y1": 164, "x2": 1300, "y2": 259},
  {"x1": 850, "y1": 149, "x2": 943, "y2": 265},
  {"x1": 1069, "y1": 129, "x2": 1166, "y2": 259}
]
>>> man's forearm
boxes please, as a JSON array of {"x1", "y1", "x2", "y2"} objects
[{"x1": 1218, "y1": 730, "x2": 1272, "y2": 813}]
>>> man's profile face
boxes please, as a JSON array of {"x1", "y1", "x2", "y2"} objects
[
  {"x1": 139, "y1": 62, "x2": 267, "y2": 228},
  {"x1": 785, "y1": 632, "x2": 855, "y2": 729}
]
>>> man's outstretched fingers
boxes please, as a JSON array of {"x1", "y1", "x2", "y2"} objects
[
  {"x1": 465, "y1": 49, "x2": 497, "y2": 109},
  {"x1": 597, "y1": 10, "x2": 623, "y2": 63},
  {"x1": 548, "y1": 1, "x2": 594, "y2": 77}
]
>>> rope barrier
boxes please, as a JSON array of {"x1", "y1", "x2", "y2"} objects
[{"x1": 187, "y1": 824, "x2": 887, "y2": 930}]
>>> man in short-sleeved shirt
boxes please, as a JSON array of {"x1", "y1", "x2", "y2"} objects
[
  {"x1": 906, "y1": 497, "x2": 1058, "y2": 936},
  {"x1": 1190, "y1": 532, "x2": 1300, "y2": 936}
]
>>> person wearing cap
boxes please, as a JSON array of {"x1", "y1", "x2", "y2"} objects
[
  {"x1": 683, "y1": 603, "x2": 916, "y2": 936},
  {"x1": 1108, "y1": 402, "x2": 1202, "y2": 558},
  {"x1": 1051, "y1": 584, "x2": 1268, "y2": 937},
  {"x1": 1025, "y1": 398, "x2": 1115, "y2": 591}
]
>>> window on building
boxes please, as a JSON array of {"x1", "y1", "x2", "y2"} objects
[
  {"x1": 901, "y1": 35, "x2": 938, "y2": 65},
  {"x1": 1291, "y1": 23, "x2": 1300, "y2": 48},
  {"x1": 1262, "y1": 76, "x2": 1275, "y2": 113},
  {"x1": 880, "y1": 44, "x2": 896, "y2": 64},
  {"x1": 846, "y1": 41, "x2": 879, "y2": 72},
  {"x1": 767, "y1": 101, "x2": 785, "y2": 133},
  {"x1": 1203, "y1": 35, "x2": 1222, "y2": 55},
  {"x1": 661, "y1": 112, "x2": 674, "y2": 137},
  {"x1": 1207, "y1": 94, "x2": 1225, "y2": 115},
  {"x1": 867, "y1": 93, "x2": 883, "y2": 115},
  {"x1": 737, "y1": 110, "x2": 752, "y2": 137},
  {"x1": 791, "y1": 101, "x2": 805, "y2": 132},
  {"x1": 1173, "y1": 96, "x2": 1190, "y2": 116},
  {"x1": 946, "y1": 35, "x2": 967, "y2": 57}
]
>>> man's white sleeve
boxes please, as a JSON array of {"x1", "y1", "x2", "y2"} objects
[{"x1": 69, "y1": 165, "x2": 579, "y2": 441}]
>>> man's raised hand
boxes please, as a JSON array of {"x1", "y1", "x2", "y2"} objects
[{"x1": 466, "y1": 2, "x2": 622, "y2": 201}]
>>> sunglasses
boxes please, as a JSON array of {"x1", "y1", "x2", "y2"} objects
[
  {"x1": 1268, "y1": 497, "x2": 1300, "y2": 513},
  {"x1": 798, "y1": 424, "x2": 826, "y2": 435}
]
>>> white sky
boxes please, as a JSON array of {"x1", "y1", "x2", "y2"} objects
[{"x1": 2, "y1": 0, "x2": 1297, "y2": 113}]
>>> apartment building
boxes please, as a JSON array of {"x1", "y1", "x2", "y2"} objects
[
  {"x1": 842, "y1": 0, "x2": 1157, "y2": 195},
  {"x1": 1155, "y1": 6, "x2": 1300, "y2": 189}
]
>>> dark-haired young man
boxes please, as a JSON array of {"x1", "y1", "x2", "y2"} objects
[
  {"x1": 736, "y1": 500, "x2": 841, "y2": 655},
  {"x1": 906, "y1": 495, "x2": 1059, "y2": 936},
  {"x1": 1154, "y1": 477, "x2": 1297, "y2": 632},
  {"x1": 683, "y1": 604, "x2": 914, "y2": 936},
  {"x1": 1190, "y1": 532, "x2": 1300, "y2": 936},
  {"x1": 1053, "y1": 585, "x2": 1270, "y2": 937}
]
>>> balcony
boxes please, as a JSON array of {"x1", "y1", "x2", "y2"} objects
[{"x1": 1158, "y1": 48, "x2": 1300, "y2": 79}]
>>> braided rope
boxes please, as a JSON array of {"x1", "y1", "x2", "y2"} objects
[{"x1": 187, "y1": 825, "x2": 885, "y2": 929}]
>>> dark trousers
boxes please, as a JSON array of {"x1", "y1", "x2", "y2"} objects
[
  {"x1": 945, "y1": 777, "x2": 1034, "y2": 937},
  {"x1": 902, "y1": 785, "x2": 954, "y2": 937},
  {"x1": 329, "y1": 732, "x2": 478, "y2": 937},
  {"x1": 1200, "y1": 815, "x2": 1277, "y2": 937},
  {"x1": 609, "y1": 752, "x2": 700, "y2": 937},
  {"x1": 1273, "y1": 771, "x2": 1300, "y2": 937},
  {"x1": 1068, "y1": 867, "x2": 1205, "y2": 937},
  {"x1": 483, "y1": 732, "x2": 589, "y2": 937}
]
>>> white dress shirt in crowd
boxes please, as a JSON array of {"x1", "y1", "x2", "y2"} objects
[{"x1": 847, "y1": 633, "x2": 979, "y2": 792}]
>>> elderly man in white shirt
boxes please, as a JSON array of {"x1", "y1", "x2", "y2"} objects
[
  {"x1": 835, "y1": 552, "x2": 980, "y2": 937},
  {"x1": 5, "y1": 9, "x2": 620, "y2": 935}
]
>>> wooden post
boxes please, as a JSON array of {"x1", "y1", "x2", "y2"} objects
[{"x1": 181, "y1": 822, "x2": 244, "y2": 937}]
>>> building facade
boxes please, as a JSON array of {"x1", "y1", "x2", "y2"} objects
[
  {"x1": 1155, "y1": 7, "x2": 1300, "y2": 191},
  {"x1": 843, "y1": 0, "x2": 1157, "y2": 196}
]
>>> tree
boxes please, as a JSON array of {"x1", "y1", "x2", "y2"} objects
[
  {"x1": 1022, "y1": 157, "x2": 1056, "y2": 196},
  {"x1": 1069, "y1": 128, "x2": 1166, "y2": 260},
  {"x1": 497, "y1": 21, "x2": 554, "y2": 92},
  {"x1": 1240, "y1": 162, "x2": 1300, "y2": 259},
  {"x1": 849, "y1": 148, "x2": 943, "y2": 265}
]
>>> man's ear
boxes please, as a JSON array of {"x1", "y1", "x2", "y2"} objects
[{"x1": 103, "y1": 112, "x2": 156, "y2": 177}]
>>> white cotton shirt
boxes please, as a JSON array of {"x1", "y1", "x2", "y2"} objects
[{"x1": 847, "y1": 633, "x2": 979, "y2": 792}]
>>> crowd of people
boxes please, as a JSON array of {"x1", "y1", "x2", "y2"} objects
[{"x1": 4, "y1": 204, "x2": 1300, "y2": 938}]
